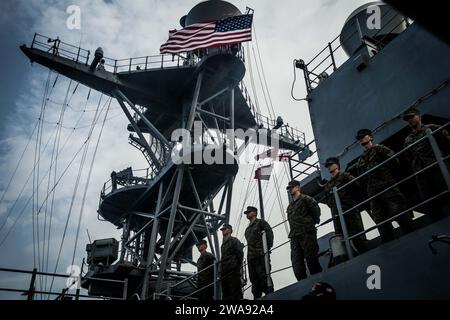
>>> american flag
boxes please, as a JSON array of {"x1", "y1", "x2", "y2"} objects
[{"x1": 160, "y1": 14, "x2": 253, "y2": 54}]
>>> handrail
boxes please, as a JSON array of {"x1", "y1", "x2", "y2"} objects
[{"x1": 300, "y1": 5, "x2": 408, "y2": 93}]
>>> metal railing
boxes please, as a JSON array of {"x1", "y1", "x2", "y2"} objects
[
  {"x1": 162, "y1": 123, "x2": 449, "y2": 300},
  {"x1": 100, "y1": 167, "x2": 152, "y2": 199},
  {"x1": 30, "y1": 33, "x2": 247, "y2": 74},
  {"x1": 332, "y1": 123, "x2": 450, "y2": 258},
  {"x1": 31, "y1": 33, "x2": 90, "y2": 65},
  {"x1": 0, "y1": 267, "x2": 128, "y2": 300},
  {"x1": 238, "y1": 81, "x2": 306, "y2": 148},
  {"x1": 298, "y1": 7, "x2": 410, "y2": 93}
]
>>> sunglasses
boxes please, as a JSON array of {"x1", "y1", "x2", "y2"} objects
[
  {"x1": 360, "y1": 140, "x2": 371, "y2": 146},
  {"x1": 403, "y1": 114, "x2": 415, "y2": 121}
]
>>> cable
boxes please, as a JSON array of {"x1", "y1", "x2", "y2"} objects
[
  {"x1": 48, "y1": 93, "x2": 106, "y2": 295},
  {"x1": 0, "y1": 121, "x2": 38, "y2": 205},
  {"x1": 71, "y1": 97, "x2": 112, "y2": 266}
]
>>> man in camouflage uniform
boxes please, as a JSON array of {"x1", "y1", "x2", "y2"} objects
[
  {"x1": 244, "y1": 206, "x2": 274, "y2": 299},
  {"x1": 355, "y1": 129, "x2": 414, "y2": 243},
  {"x1": 196, "y1": 239, "x2": 216, "y2": 300},
  {"x1": 220, "y1": 223, "x2": 244, "y2": 300},
  {"x1": 323, "y1": 157, "x2": 368, "y2": 254},
  {"x1": 403, "y1": 107, "x2": 450, "y2": 221},
  {"x1": 286, "y1": 180, "x2": 323, "y2": 281}
]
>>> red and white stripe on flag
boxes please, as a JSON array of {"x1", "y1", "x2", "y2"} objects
[{"x1": 160, "y1": 14, "x2": 253, "y2": 54}]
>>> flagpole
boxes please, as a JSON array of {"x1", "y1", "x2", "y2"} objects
[
  {"x1": 257, "y1": 175, "x2": 265, "y2": 221},
  {"x1": 255, "y1": 168, "x2": 274, "y2": 293}
]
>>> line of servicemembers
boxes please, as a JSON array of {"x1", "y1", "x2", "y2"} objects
[{"x1": 194, "y1": 107, "x2": 450, "y2": 300}]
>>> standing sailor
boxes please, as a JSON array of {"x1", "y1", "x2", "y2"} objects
[
  {"x1": 220, "y1": 224, "x2": 244, "y2": 300},
  {"x1": 196, "y1": 239, "x2": 216, "y2": 300}
]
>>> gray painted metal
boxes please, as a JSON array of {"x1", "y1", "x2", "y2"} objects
[
  {"x1": 340, "y1": 2, "x2": 407, "y2": 56},
  {"x1": 265, "y1": 216, "x2": 450, "y2": 300},
  {"x1": 184, "y1": 0, "x2": 241, "y2": 27},
  {"x1": 307, "y1": 23, "x2": 450, "y2": 182}
]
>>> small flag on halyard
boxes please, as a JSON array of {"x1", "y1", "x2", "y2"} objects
[
  {"x1": 160, "y1": 14, "x2": 253, "y2": 54},
  {"x1": 254, "y1": 164, "x2": 273, "y2": 181}
]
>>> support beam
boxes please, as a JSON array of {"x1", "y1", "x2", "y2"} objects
[
  {"x1": 114, "y1": 92, "x2": 162, "y2": 171},
  {"x1": 168, "y1": 214, "x2": 203, "y2": 262},
  {"x1": 196, "y1": 107, "x2": 230, "y2": 122},
  {"x1": 155, "y1": 166, "x2": 185, "y2": 294},
  {"x1": 177, "y1": 205, "x2": 226, "y2": 220},
  {"x1": 198, "y1": 86, "x2": 229, "y2": 106},
  {"x1": 186, "y1": 71, "x2": 204, "y2": 131},
  {"x1": 115, "y1": 89, "x2": 170, "y2": 147},
  {"x1": 187, "y1": 169, "x2": 216, "y2": 257},
  {"x1": 224, "y1": 176, "x2": 235, "y2": 224}
]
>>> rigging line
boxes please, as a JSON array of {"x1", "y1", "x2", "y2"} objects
[
  {"x1": 0, "y1": 121, "x2": 38, "y2": 205},
  {"x1": 246, "y1": 42, "x2": 261, "y2": 116},
  {"x1": 43, "y1": 86, "x2": 80, "y2": 294},
  {"x1": 37, "y1": 78, "x2": 71, "y2": 298},
  {"x1": 45, "y1": 85, "x2": 90, "y2": 295},
  {"x1": 36, "y1": 94, "x2": 107, "y2": 216},
  {"x1": 0, "y1": 188, "x2": 33, "y2": 248},
  {"x1": 251, "y1": 44, "x2": 272, "y2": 119},
  {"x1": 234, "y1": 143, "x2": 258, "y2": 235},
  {"x1": 251, "y1": 42, "x2": 274, "y2": 122},
  {"x1": 32, "y1": 70, "x2": 51, "y2": 292},
  {"x1": 48, "y1": 94, "x2": 105, "y2": 295},
  {"x1": 0, "y1": 125, "x2": 59, "y2": 234},
  {"x1": 252, "y1": 23, "x2": 277, "y2": 121},
  {"x1": 71, "y1": 97, "x2": 112, "y2": 267},
  {"x1": 266, "y1": 164, "x2": 288, "y2": 224},
  {"x1": 272, "y1": 168, "x2": 290, "y2": 237},
  {"x1": 0, "y1": 102, "x2": 97, "y2": 253},
  {"x1": 261, "y1": 164, "x2": 282, "y2": 224}
]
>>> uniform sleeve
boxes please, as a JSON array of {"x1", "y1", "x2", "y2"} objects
[
  {"x1": 262, "y1": 220, "x2": 274, "y2": 249},
  {"x1": 307, "y1": 197, "x2": 321, "y2": 221},
  {"x1": 234, "y1": 239, "x2": 244, "y2": 265},
  {"x1": 378, "y1": 145, "x2": 395, "y2": 159}
]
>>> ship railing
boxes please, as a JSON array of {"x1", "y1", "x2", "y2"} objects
[
  {"x1": 288, "y1": 139, "x2": 319, "y2": 182},
  {"x1": 169, "y1": 208, "x2": 337, "y2": 300},
  {"x1": 28, "y1": 33, "x2": 199, "y2": 74},
  {"x1": 102, "y1": 53, "x2": 196, "y2": 74},
  {"x1": 100, "y1": 167, "x2": 153, "y2": 200},
  {"x1": 332, "y1": 122, "x2": 450, "y2": 259},
  {"x1": 30, "y1": 33, "x2": 91, "y2": 65},
  {"x1": 238, "y1": 81, "x2": 307, "y2": 148},
  {"x1": 0, "y1": 267, "x2": 128, "y2": 300},
  {"x1": 169, "y1": 124, "x2": 449, "y2": 300},
  {"x1": 299, "y1": 6, "x2": 410, "y2": 93}
]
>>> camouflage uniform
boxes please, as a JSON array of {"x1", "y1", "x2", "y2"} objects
[
  {"x1": 220, "y1": 236, "x2": 244, "y2": 300},
  {"x1": 356, "y1": 144, "x2": 414, "y2": 242},
  {"x1": 287, "y1": 194, "x2": 323, "y2": 281},
  {"x1": 404, "y1": 124, "x2": 450, "y2": 220},
  {"x1": 324, "y1": 172, "x2": 368, "y2": 254},
  {"x1": 245, "y1": 218, "x2": 274, "y2": 299},
  {"x1": 196, "y1": 251, "x2": 216, "y2": 300}
]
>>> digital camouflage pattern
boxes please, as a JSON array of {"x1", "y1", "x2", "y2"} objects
[
  {"x1": 220, "y1": 236, "x2": 244, "y2": 300},
  {"x1": 196, "y1": 251, "x2": 215, "y2": 300},
  {"x1": 245, "y1": 218, "x2": 274, "y2": 298},
  {"x1": 286, "y1": 194, "x2": 320, "y2": 238}
]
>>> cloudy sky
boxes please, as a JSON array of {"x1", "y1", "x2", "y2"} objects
[{"x1": 0, "y1": 0, "x2": 371, "y2": 299}]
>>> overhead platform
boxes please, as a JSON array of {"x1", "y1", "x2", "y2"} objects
[{"x1": 99, "y1": 151, "x2": 239, "y2": 231}]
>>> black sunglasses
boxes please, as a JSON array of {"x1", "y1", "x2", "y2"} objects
[
  {"x1": 360, "y1": 140, "x2": 370, "y2": 146},
  {"x1": 403, "y1": 114, "x2": 415, "y2": 121}
]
